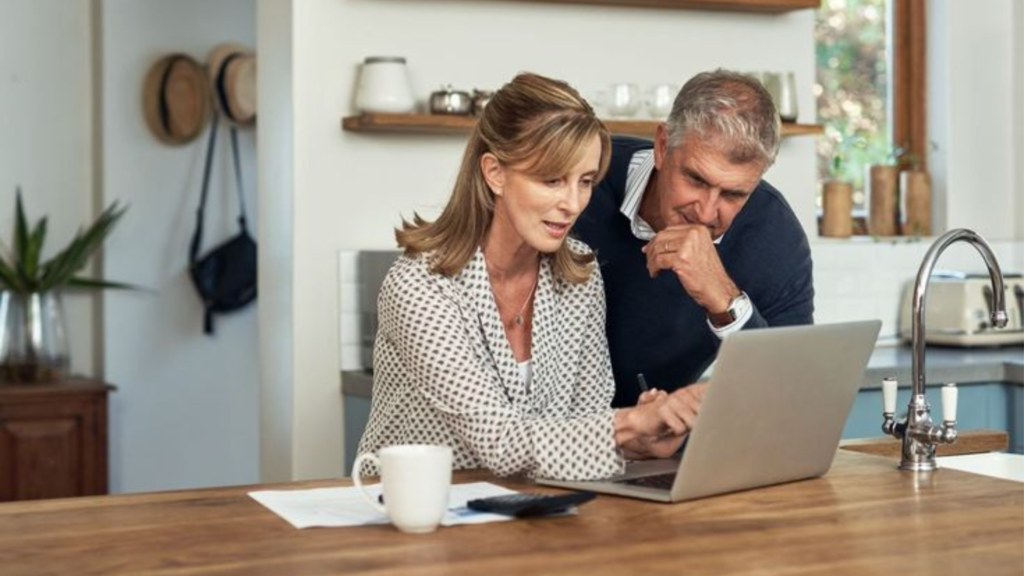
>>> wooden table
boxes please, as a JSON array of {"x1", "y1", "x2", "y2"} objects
[{"x1": 0, "y1": 450, "x2": 1020, "y2": 575}]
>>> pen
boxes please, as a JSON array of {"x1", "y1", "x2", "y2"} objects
[{"x1": 637, "y1": 373, "x2": 650, "y2": 394}]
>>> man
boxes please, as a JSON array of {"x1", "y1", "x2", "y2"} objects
[{"x1": 574, "y1": 69, "x2": 814, "y2": 408}]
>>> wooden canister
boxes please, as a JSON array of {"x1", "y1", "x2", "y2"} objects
[
  {"x1": 900, "y1": 169, "x2": 931, "y2": 236},
  {"x1": 868, "y1": 165, "x2": 899, "y2": 236},
  {"x1": 821, "y1": 180, "x2": 853, "y2": 237}
]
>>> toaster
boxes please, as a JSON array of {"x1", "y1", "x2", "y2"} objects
[{"x1": 898, "y1": 271, "x2": 1024, "y2": 346}]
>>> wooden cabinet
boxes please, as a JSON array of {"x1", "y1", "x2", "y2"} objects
[{"x1": 0, "y1": 379, "x2": 113, "y2": 501}]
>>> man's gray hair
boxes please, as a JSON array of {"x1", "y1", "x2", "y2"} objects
[{"x1": 665, "y1": 69, "x2": 781, "y2": 170}]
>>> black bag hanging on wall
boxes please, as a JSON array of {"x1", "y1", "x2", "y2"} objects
[{"x1": 189, "y1": 113, "x2": 257, "y2": 335}]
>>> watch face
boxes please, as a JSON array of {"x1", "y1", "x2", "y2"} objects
[{"x1": 709, "y1": 292, "x2": 748, "y2": 328}]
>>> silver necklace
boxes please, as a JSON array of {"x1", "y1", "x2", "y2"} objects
[{"x1": 486, "y1": 262, "x2": 539, "y2": 327}]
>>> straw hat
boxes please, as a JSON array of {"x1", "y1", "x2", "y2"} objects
[
  {"x1": 207, "y1": 43, "x2": 257, "y2": 125},
  {"x1": 142, "y1": 54, "x2": 212, "y2": 145}
]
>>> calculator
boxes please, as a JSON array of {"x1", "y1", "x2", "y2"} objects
[{"x1": 467, "y1": 491, "x2": 596, "y2": 518}]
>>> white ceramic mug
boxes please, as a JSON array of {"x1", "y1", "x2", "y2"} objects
[{"x1": 352, "y1": 444, "x2": 453, "y2": 534}]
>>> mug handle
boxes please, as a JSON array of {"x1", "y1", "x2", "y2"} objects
[{"x1": 352, "y1": 453, "x2": 387, "y2": 514}]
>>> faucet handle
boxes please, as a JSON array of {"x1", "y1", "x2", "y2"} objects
[
  {"x1": 882, "y1": 377, "x2": 897, "y2": 415},
  {"x1": 992, "y1": 309, "x2": 1008, "y2": 329},
  {"x1": 941, "y1": 383, "x2": 958, "y2": 423}
]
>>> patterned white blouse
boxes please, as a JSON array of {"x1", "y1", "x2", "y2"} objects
[{"x1": 357, "y1": 239, "x2": 626, "y2": 481}]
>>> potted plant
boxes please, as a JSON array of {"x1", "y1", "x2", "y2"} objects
[
  {"x1": 0, "y1": 189, "x2": 129, "y2": 382},
  {"x1": 896, "y1": 144, "x2": 935, "y2": 237}
]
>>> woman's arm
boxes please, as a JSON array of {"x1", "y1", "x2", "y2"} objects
[{"x1": 569, "y1": 268, "x2": 691, "y2": 459}]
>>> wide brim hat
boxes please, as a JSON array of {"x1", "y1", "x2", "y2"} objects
[
  {"x1": 207, "y1": 43, "x2": 257, "y2": 125},
  {"x1": 142, "y1": 54, "x2": 212, "y2": 145}
]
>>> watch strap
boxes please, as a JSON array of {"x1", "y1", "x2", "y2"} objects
[{"x1": 708, "y1": 292, "x2": 748, "y2": 328}]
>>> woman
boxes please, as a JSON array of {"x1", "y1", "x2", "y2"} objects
[{"x1": 357, "y1": 73, "x2": 692, "y2": 481}]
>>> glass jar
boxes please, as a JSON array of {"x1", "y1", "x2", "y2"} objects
[{"x1": 0, "y1": 291, "x2": 69, "y2": 382}]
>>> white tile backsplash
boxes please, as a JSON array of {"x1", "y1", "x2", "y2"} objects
[
  {"x1": 338, "y1": 251, "x2": 358, "y2": 283},
  {"x1": 340, "y1": 344, "x2": 362, "y2": 372},
  {"x1": 338, "y1": 240, "x2": 1024, "y2": 370},
  {"x1": 339, "y1": 281, "x2": 359, "y2": 313},
  {"x1": 339, "y1": 250, "x2": 362, "y2": 370},
  {"x1": 339, "y1": 312, "x2": 361, "y2": 346},
  {"x1": 811, "y1": 239, "x2": 1023, "y2": 340}
]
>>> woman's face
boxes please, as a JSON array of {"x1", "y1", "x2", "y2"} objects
[{"x1": 484, "y1": 135, "x2": 602, "y2": 254}]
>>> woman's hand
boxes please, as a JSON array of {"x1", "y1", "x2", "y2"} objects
[
  {"x1": 637, "y1": 388, "x2": 667, "y2": 406},
  {"x1": 620, "y1": 431, "x2": 687, "y2": 460},
  {"x1": 614, "y1": 383, "x2": 708, "y2": 458}
]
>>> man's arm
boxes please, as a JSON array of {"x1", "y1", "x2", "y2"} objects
[
  {"x1": 744, "y1": 259, "x2": 815, "y2": 329},
  {"x1": 642, "y1": 223, "x2": 814, "y2": 335}
]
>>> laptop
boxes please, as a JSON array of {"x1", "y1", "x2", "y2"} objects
[{"x1": 538, "y1": 320, "x2": 882, "y2": 502}]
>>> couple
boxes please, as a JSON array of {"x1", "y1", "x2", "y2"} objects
[{"x1": 358, "y1": 70, "x2": 813, "y2": 481}]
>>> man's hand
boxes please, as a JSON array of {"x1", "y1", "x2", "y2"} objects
[
  {"x1": 656, "y1": 383, "x2": 707, "y2": 435},
  {"x1": 641, "y1": 224, "x2": 739, "y2": 315},
  {"x1": 618, "y1": 383, "x2": 709, "y2": 459}
]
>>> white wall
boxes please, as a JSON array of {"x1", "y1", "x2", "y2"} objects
[
  {"x1": 100, "y1": 0, "x2": 260, "y2": 493},
  {"x1": 929, "y1": 0, "x2": 1019, "y2": 240},
  {"x1": 0, "y1": 0, "x2": 96, "y2": 377},
  {"x1": 1015, "y1": 0, "x2": 1024, "y2": 240},
  {"x1": 256, "y1": 0, "x2": 296, "y2": 483}
]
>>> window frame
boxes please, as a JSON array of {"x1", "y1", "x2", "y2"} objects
[{"x1": 891, "y1": 0, "x2": 927, "y2": 170}]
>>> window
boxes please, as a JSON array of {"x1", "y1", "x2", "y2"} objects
[{"x1": 814, "y1": 0, "x2": 927, "y2": 235}]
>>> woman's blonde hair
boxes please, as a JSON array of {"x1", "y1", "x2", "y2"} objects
[{"x1": 396, "y1": 72, "x2": 611, "y2": 284}]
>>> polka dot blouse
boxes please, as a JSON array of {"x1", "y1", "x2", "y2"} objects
[{"x1": 357, "y1": 239, "x2": 626, "y2": 481}]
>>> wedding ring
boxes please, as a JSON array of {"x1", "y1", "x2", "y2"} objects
[{"x1": 663, "y1": 241, "x2": 672, "y2": 253}]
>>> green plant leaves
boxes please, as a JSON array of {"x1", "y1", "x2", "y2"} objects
[
  {"x1": 0, "y1": 254, "x2": 25, "y2": 292},
  {"x1": 1, "y1": 189, "x2": 130, "y2": 293},
  {"x1": 14, "y1": 188, "x2": 29, "y2": 265}
]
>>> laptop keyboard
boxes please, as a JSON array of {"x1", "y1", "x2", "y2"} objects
[{"x1": 622, "y1": 473, "x2": 676, "y2": 490}]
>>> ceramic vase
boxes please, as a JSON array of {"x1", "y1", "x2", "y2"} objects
[
  {"x1": 821, "y1": 180, "x2": 853, "y2": 238},
  {"x1": 900, "y1": 169, "x2": 931, "y2": 237},
  {"x1": 868, "y1": 165, "x2": 899, "y2": 237}
]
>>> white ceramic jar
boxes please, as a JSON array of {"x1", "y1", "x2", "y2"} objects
[{"x1": 355, "y1": 56, "x2": 416, "y2": 114}]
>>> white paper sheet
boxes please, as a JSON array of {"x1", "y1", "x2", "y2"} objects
[{"x1": 248, "y1": 481, "x2": 519, "y2": 529}]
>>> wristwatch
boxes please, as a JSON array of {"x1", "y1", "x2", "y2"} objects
[{"x1": 708, "y1": 291, "x2": 750, "y2": 328}]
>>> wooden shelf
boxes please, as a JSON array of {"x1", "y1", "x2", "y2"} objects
[
  {"x1": 341, "y1": 113, "x2": 825, "y2": 139},
  {"x1": 500, "y1": 0, "x2": 819, "y2": 13}
]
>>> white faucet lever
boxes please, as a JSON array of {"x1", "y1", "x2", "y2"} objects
[
  {"x1": 941, "y1": 383, "x2": 958, "y2": 423},
  {"x1": 882, "y1": 377, "x2": 897, "y2": 414}
]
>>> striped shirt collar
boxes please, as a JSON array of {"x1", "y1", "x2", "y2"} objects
[
  {"x1": 620, "y1": 149, "x2": 657, "y2": 240},
  {"x1": 619, "y1": 148, "x2": 724, "y2": 245}
]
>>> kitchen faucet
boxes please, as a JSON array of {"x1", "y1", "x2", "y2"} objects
[{"x1": 881, "y1": 228, "x2": 1008, "y2": 471}]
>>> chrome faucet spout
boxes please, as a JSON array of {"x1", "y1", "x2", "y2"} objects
[
  {"x1": 897, "y1": 228, "x2": 1008, "y2": 471},
  {"x1": 911, "y1": 229, "x2": 1007, "y2": 399}
]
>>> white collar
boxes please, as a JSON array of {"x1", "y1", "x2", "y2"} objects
[{"x1": 620, "y1": 149, "x2": 725, "y2": 245}]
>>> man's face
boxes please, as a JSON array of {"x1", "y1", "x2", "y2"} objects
[{"x1": 652, "y1": 128, "x2": 764, "y2": 240}]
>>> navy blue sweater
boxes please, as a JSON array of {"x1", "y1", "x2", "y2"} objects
[{"x1": 574, "y1": 136, "x2": 814, "y2": 407}]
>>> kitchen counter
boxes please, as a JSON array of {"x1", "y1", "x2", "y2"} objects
[
  {"x1": 0, "y1": 450, "x2": 1020, "y2": 574},
  {"x1": 862, "y1": 344, "x2": 1023, "y2": 389},
  {"x1": 341, "y1": 344, "x2": 1024, "y2": 399}
]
